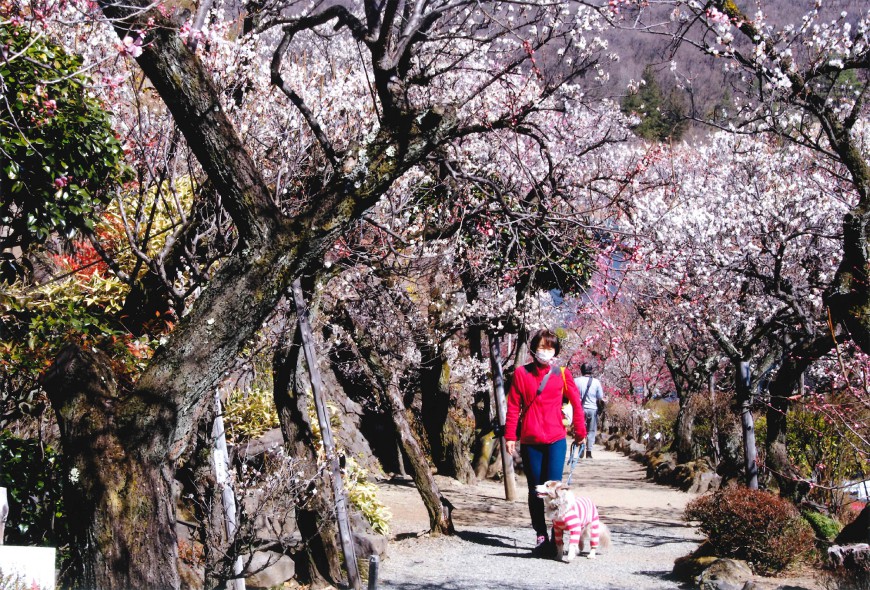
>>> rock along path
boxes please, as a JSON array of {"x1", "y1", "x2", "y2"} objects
[{"x1": 373, "y1": 446, "x2": 822, "y2": 590}]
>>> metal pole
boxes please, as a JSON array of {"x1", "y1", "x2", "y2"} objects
[
  {"x1": 488, "y1": 332, "x2": 517, "y2": 501},
  {"x1": 292, "y1": 279, "x2": 361, "y2": 590},
  {"x1": 367, "y1": 555, "x2": 379, "y2": 590}
]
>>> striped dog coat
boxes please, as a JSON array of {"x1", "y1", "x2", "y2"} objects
[
  {"x1": 536, "y1": 480, "x2": 610, "y2": 561},
  {"x1": 552, "y1": 494, "x2": 601, "y2": 548}
]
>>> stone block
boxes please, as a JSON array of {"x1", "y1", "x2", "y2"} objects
[
  {"x1": 354, "y1": 531, "x2": 388, "y2": 559},
  {"x1": 696, "y1": 558, "x2": 753, "y2": 590},
  {"x1": 243, "y1": 550, "x2": 296, "y2": 589}
]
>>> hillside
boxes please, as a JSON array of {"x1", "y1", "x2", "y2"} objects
[{"x1": 593, "y1": 0, "x2": 868, "y2": 129}]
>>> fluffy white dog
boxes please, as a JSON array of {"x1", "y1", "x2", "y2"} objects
[{"x1": 535, "y1": 480, "x2": 611, "y2": 561}]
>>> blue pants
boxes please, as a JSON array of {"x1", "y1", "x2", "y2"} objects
[{"x1": 521, "y1": 438, "x2": 567, "y2": 538}]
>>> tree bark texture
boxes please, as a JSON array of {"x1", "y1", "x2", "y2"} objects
[
  {"x1": 674, "y1": 391, "x2": 699, "y2": 465},
  {"x1": 42, "y1": 345, "x2": 179, "y2": 590}
]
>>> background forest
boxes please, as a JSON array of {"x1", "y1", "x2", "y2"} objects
[{"x1": 1, "y1": 0, "x2": 869, "y2": 589}]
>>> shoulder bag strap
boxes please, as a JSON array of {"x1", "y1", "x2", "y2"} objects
[
  {"x1": 525, "y1": 365, "x2": 560, "y2": 412},
  {"x1": 581, "y1": 377, "x2": 593, "y2": 405},
  {"x1": 535, "y1": 364, "x2": 561, "y2": 397}
]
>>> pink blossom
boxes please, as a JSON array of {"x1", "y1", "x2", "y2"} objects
[
  {"x1": 118, "y1": 35, "x2": 143, "y2": 58},
  {"x1": 705, "y1": 8, "x2": 730, "y2": 26}
]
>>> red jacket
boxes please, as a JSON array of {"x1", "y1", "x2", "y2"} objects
[{"x1": 505, "y1": 363, "x2": 586, "y2": 444}]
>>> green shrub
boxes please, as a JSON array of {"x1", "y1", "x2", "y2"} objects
[
  {"x1": 787, "y1": 404, "x2": 869, "y2": 513},
  {"x1": 344, "y1": 456, "x2": 391, "y2": 536},
  {"x1": 645, "y1": 399, "x2": 679, "y2": 447},
  {"x1": 0, "y1": 432, "x2": 66, "y2": 547},
  {"x1": 685, "y1": 487, "x2": 815, "y2": 574},
  {"x1": 803, "y1": 510, "x2": 842, "y2": 542},
  {"x1": 223, "y1": 386, "x2": 280, "y2": 443}
]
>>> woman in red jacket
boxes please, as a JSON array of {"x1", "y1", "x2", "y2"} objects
[{"x1": 505, "y1": 328, "x2": 586, "y2": 557}]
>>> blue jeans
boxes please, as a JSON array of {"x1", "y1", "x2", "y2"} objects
[
  {"x1": 585, "y1": 409, "x2": 598, "y2": 449},
  {"x1": 521, "y1": 438, "x2": 567, "y2": 538}
]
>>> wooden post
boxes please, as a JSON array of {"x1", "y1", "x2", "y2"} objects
[
  {"x1": 212, "y1": 390, "x2": 246, "y2": 590},
  {"x1": 488, "y1": 332, "x2": 517, "y2": 501},
  {"x1": 736, "y1": 361, "x2": 758, "y2": 489},
  {"x1": 292, "y1": 279, "x2": 361, "y2": 590}
]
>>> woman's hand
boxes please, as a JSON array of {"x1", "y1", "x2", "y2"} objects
[{"x1": 506, "y1": 440, "x2": 517, "y2": 455}]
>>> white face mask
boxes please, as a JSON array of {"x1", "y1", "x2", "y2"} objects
[{"x1": 534, "y1": 348, "x2": 556, "y2": 364}]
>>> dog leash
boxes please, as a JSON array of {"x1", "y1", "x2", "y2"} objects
[{"x1": 565, "y1": 440, "x2": 585, "y2": 486}]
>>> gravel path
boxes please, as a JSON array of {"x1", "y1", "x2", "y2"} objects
[{"x1": 373, "y1": 446, "x2": 821, "y2": 590}]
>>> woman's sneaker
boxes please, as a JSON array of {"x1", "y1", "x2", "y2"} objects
[{"x1": 532, "y1": 535, "x2": 554, "y2": 557}]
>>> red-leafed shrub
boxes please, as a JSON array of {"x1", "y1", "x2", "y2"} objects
[{"x1": 685, "y1": 487, "x2": 815, "y2": 575}]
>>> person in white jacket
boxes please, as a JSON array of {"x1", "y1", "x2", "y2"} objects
[{"x1": 574, "y1": 363, "x2": 606, "y2": 458}]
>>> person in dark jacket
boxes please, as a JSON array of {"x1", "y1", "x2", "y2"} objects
[{"x1": 505, "y1": 328, "x2": 586, "y2": 556}]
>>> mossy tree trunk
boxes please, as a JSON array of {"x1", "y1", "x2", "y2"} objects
[
  {"x1": 56, "y1": 0, "x2": 537, "y2": 584},
  {"x1": 43, "y1": 345, "x2": 181, "y2": 589}
]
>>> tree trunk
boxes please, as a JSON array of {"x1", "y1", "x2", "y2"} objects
[
  {"x1": 420, "y1": 358, "x2": 475, "y2": 484},
  {"x1": 674, "y1": 390, "x2": 698, "y2": 464},
  {"x1": 735, "y1": 361, "x2": 759, "y2": 490},
  {"x1": 386, "y1": 287, "x2": 474, "y2": 484},
  {"x1": 272, "y1": 322, "x2": 343, "y2": 586},
  {"x1": 473, "y1": 433, "x2": 497, "y2": 480},
  {"x1": 42, "y1": 345, "x2": 179, "y2": 590},
  {"x1": 765, "y1": 337, "x2": 834, "y2": 499},
  {"x1": 53, "y1": 0, "x2": 462, "y2": 584},
  {"x1": 339, "y1": 309, "x2": 454, "y2": 535},
  {"x1": 382, "y1": 374, "x2": 455, "y2": 535},
  {"x1": 468, "y1": 325, "x2": 494, "y2": 474},
  {"x1": 184, "y1": 407, "x2": 229, "y2": 590}
]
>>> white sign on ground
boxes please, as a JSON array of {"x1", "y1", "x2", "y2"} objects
[{"x1": 0, "y1": 546, "x2": 56, "y2": 590}]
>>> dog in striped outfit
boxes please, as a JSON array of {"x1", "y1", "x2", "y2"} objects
[{"x1": 535, "y1": 480, "x2": 611, "y2": 562}]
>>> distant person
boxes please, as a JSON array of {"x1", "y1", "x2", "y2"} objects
[
  {"x1": 574, "y1": 363, "x2": 606, "y2": 459},
  {"x1": 505, "y1": 328, "x2": 586, "y2": 557}
]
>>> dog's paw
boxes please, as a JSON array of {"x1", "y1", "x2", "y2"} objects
[
  {"x1": 565, "y1": 546, "x2": 578, "y2": 562},
  {"x1": 587, "y1": 549, "x2": 597, "y2": 560},
  {"x1": 554, "y1": 543, "x2": 565, "y2": 558}
]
